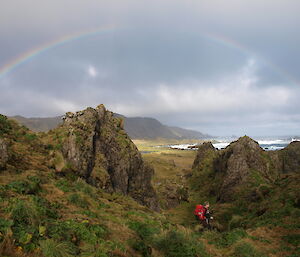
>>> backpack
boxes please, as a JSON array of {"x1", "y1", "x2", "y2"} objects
[{"x1": 194, "y1": 204, "x2": 206, "y2": 220}]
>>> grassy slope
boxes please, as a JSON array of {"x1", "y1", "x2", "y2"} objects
[
  {"x1": 0, "y1": 116, "x2": 211, "y2": 257},
  {"x1": 0, "y1": 115, "x2": 298, "y2": 257}
]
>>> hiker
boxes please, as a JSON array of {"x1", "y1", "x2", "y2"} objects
[{"x1": 194, "y1": 201, "x2": 213, "y2": 230}]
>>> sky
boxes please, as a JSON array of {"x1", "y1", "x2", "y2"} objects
[{"x1": 0, "y1": 0, "x2": 300, "y2": 136}]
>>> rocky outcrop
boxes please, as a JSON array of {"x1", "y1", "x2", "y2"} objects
[
  {"x1": 192, "y1": 136, "x2": 281, "y2": 202},
  {"x1": 53, "y1": 105, "x2": 159, "y2": 211},
  {"x1": 192, "y1": 142, "x2": 216, "y2": 169},
  {"x1": 192, "y1": 136, "x2": 300, "y2": 203},
  {"x1": 278, "y1": 141, "x2": 300, "y2": 173},
  {"x1": 215, "y1": 136, "x2": 276, "y2": 201},
  {"x1": 0, "y1": 138, "x2": 8, "y2": 170},
  {"x1": 155, "y1": 177, "x2": 189, "y2": 209}
]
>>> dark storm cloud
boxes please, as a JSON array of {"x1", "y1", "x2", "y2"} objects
[{"x1": 0, "y1": 0, "x2": 299, "y2": 136}]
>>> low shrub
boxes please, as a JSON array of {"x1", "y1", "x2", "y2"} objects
[
  {"x1": 229, "y1": 215, "x2": 245, "y2": 230},
  {"x1": 55, "y1": 178, "x2": 74, "y2": 192},
  {"x1": 155, "y1": 230, "x2": 209, "y2": 257},
  {"x1": 32, "y1": 195, "x2": 59, "y2": 220},
  {"x1": 40, "y1": 238, "x2": 76, "y2": 257},
  {"x1": 78, "y1": 210, "x2": 99, "y2": 218},
  {"x1": 80, "y1": 239, "x2": 125, "y2": 257},
  {"x1": 223, "y1": 228, "x2": 248, "y2": 247},
  {"x1": 282, "y1": 234, "x2": 300, "y2": 247},
  {"x1": 10, "y1": 200, "x2": 40, "y2": 226},
  {"x1": 56, "y1": 178, "x2": 94, "y2": 197},
  {"x1": 9, "y1": 200, "x2": 41, "y2": 250},
  {"x1": 24, "y1": 133, "x2": 38, "y2": 142},
  {"x1": 68, "y1": 193, "x2": 89, "y2": 208},
  {"x1": 47, "y1": 220, "x2": 107, "y2": 245},
  {"x1": 131, "y1": 240, "x2": 152, "y2": 257},
  {"x1": 74, "y1": 178, "x2": 94, "y2": 196},
  {"x1": 0, "y1": 115, "x2": 12, "y2": 135},
  {"x1": 7, "y1": 178, "x2": 41, "y2": 195},
  {"x1": 233, "y1": 241, "x2": 267, "y2": 257},
  {"x1": 203, "y1": 228, "x2": 248, "y2": 248},
  {"x1": 127, "y1": 220, "x2": 160, "y2": 256},
  {"x1": 27, "y1": 175, "x2": 43, "y2": 184},
  {"x1": 0, "y1": 218, "x2": 13, "y2": 235},
  {"x1": 128, "y1": 221, "x2": 160, "y2": 241}
]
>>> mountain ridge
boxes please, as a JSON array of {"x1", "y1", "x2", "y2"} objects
[{"x1": 9, "y1": 113, "x2": 211, "y2": 139}]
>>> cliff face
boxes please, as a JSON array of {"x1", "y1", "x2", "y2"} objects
[
  {"x1": 191, "y1": 136, "x2": 300, "y2": 203},
  {"x1": 51, "y1": 105, "x2": 159, "y2": 211},
  {"x1": 278, "y1": 141, "x2": 300, "y2": 173},
  {"x1": 214, "y1": 136, "x2": 277, "y2": 202}
]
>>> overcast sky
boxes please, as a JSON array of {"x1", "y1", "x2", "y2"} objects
[{"x1": 1, "y1": 0, "x2": 300, "y2": 136}]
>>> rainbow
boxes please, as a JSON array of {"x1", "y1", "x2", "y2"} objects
[
  {"x1": 0, "y1": 25, "x2": 116, "y2": 79},
  {"x1": 204, "y1": 33, "x2": 299, "y2": 87},
  {"x1": 0, "y1": 27, "x2": 298, "y2": 87}
]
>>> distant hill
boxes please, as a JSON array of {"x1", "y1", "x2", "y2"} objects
[
  {"x1": 9, "y1": 115, "x2": 63, "y2": 132},
  {"x1": 114, "y1": 114, "x2": 210, "y2": 139},
  {"x1": 10, "y1": 113, "x2": 210, "y2": 139}
]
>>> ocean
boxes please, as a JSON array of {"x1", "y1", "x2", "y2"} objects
[{"x1": 165, "y1": 138, "x2": 300, "y2": 151}]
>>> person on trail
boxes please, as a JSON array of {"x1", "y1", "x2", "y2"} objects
[
  {"x1": 203, "y1": 201, "x2": 213, "y2": 229},
  {"x1": 194, "y1": 201, "x2": 213, "y2": 230}
]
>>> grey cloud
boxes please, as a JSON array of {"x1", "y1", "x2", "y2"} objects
[{"x1": 0, "y1": 0, "x2": 299, "y2": 136}]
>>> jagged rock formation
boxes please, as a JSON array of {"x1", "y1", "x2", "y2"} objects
[
  {"x1": 0, "y1": 108, "x2": 160, "y2": 211},
  {"x1": 50, "y1": 105, "x2": 159, "y2": 211},
  {"x1": 278, "y1": 141, "x2": 300, "y2": 173},
  {"x1": 191, "y1": 136, "x2": 300, "y2": 202},
  {"x1": 214, "y1": 136, "x2": 277, "y2": 201}
]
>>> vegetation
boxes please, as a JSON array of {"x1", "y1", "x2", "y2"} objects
[
  {"x1": 137, "y1": 139, "x2": 300, "y2": 257},
  {"x1": 233, "y1": 242, "x2": 267, "y2": 257},
  {"x1": 39, "y1": 239, "x2": 75, "y2": 257},
  {"x1": 0, "y1": 115, "x2": 299, "y2": 256},
  {"x1": 155, "y1": 230, "x2": 209, "y2": 257}
]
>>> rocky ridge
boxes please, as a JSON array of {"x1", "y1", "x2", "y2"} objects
[{"x1": 192, "y1": 136, "x2": 300, "y2": 202}]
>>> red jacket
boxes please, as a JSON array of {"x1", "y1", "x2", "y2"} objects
[{"x1": 194, "y1": 205, "x2": 207, "y2": 220}]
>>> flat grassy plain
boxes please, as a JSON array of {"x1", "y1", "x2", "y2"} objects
[
  {"x1": 134, "y1": 139, "x2": 199, "y2": 225},
  {"x1": 133, "y1": 139, "x2": 197, "y2": 179}
]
